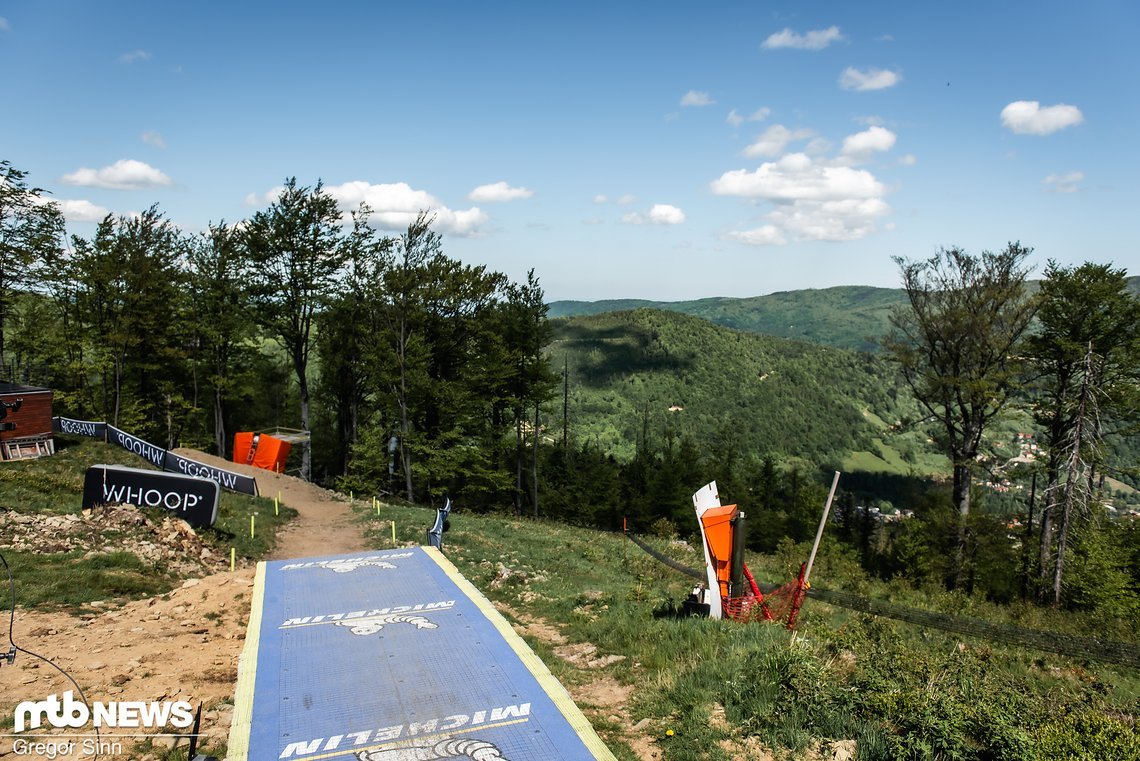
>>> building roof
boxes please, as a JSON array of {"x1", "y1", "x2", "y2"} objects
[{"x1": 0, "y1": 382, "x2": 51, "y2": 395}]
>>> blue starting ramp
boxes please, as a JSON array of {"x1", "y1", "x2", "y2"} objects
[{"x1": 228, "y1": 547, "x2": 615, "y2": 760}]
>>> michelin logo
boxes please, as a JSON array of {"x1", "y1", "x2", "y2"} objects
[
  {"x1": 280, "y1": 553, "x2": 414, "y2": 573},
  {"x1": 278, "y1": 703, "x2": 529, "y2": 759},
  {"x1": 282, "y1": 601, "x2": 455, "y2": 634}
]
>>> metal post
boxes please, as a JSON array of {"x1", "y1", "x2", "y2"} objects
[
  {"x1": 729, "y1": 510, "x2": 746, "y2": 598},
  {"x1": 804, "y1": 471, "x2": 840, "y2": 588}
]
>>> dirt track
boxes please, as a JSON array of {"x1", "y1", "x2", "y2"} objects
[
  {"x1": 0, "y1": 451, "x2": 368, "y2": 760},
  {"x1": 0, "y1": 453, "x2": 655, "y2": 760}
]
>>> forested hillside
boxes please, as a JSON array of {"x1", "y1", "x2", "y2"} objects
[
  {"x1": 546, "y1": 308, "x2": 943, "y2": 471},
  {"x1": 551, "y1": 278, "x2": 1140, "y2": 353},
  {"x1": 550, "y1": 286, "x2": 908, "y2": 351}
]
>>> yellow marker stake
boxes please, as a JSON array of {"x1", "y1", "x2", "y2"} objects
[
  {"x1": 391, "y1": 520, "x2": 396, "y2": 544},
  {"x1": 230, "y1": 547, "x2": 236, "y2": 572},
  {"x1": 250, "y1": 514, "x2": 256, "y2": 538},
  {"x1": 274, "y1": 496, "x2": 280, "y2": 516}
]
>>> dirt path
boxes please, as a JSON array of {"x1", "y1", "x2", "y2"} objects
[
  {"x1": 0, "y1": 451, "x2": 371, "y2": 760},
  {"x1": 1, "y1": 454, "x2": 634, "y2": 760},
  {"x1": 169, "y1": 448, "x2": 369, "y2": 561}
]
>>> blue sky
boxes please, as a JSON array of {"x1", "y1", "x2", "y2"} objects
[{"x1": 2, "y1": 2, "x2": 1137, "y2": 301}]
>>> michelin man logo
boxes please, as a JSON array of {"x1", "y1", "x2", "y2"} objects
[
  {"x1": 324, "y1": 558, "x2": 397, "y2": 573},
  {"x1": 356, "y1": 737, "x2": 507, "y2": 760},
  {"x1": 336, "y1": 614, "x2": 438, "y2": 636}
]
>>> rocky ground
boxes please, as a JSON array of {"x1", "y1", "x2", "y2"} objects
[
  {"x1": 0, "y1": 451, "x2": 364, "y2": 761},
  {"x1": 0, "y1": 452, "x2": 658, "y2": 761}
]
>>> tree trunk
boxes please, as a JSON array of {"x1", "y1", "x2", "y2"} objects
[
  {"x1": 299, "y1": 374, "x2": 311, "y2": 482},
  {"x1": 951, "y1": 462, "x2": 971, "y2": 589},
  {"x1": 515, "y1": 413, "x2": 524, "y2": 516},
  {"x1": 213, "y1": 386, "x2": 226, "y2": 457},
  {"x1": 1051, "y1": 467, "x2": 1078, "y2": 607},
  {"x1": 532, "y1": 402, "x2": 540, "y2": 519}
]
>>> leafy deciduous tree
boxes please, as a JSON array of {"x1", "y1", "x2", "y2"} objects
[
  {"x1": 244, "y1": 178, "x2": 349, "y2": 481},
  {"x1": 0, "y1": 160, "x2": 64, "y2": 372},
  {"x1": 885, "y1": 243, "x2": 1037, "y2": 588}
]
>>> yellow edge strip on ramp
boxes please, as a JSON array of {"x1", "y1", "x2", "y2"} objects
[
  {"x1": 422, "y1": 546, "x2": 617, "y2": 760},
  {"x1": 226, "y1": 561, "x2": 267, "y2": 761}
]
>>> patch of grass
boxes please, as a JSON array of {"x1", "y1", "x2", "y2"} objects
[
  {"x1": 0, "y1": 439, "x2": 295, "y2": 610},
  {"x1": 2, "y1": 550, "x2": 174, "y2": 611},
  {"x1": 357, "y1": 502, "x2": 1140, "y2": 761}
]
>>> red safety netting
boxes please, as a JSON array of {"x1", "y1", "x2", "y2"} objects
[{"x1": 724, "y1": 563, "x2": 809, "y2": 628}]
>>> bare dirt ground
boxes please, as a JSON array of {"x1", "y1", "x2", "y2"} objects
[
  {"x1": 0, "y1": 451, "x2": 364, "y2": 761},
  {"x1": 1, "y1": 451, "x2": 648, "y2": 760}
]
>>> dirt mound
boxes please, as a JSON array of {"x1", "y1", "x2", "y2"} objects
[
  {"x1": 1, "y1": 504, "x2": 224, "y2": 578},
  {"x1": 1, "y1": 449, "x2": 373, "y2": 760}
]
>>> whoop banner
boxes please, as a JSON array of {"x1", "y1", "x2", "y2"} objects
[
  {"x1": 83, "y1": 464, "x2": 220, "y2": 528},
  {"x1": 54, "y1": 417, "x2": 257, "y2": 496},
  {"x1": 52, "y1": 416, "x2": 108, "y2": 439},
  {"x1": 165, "y1": 450, "x2": 259, "y2": 496},
  {"x1": 107, "y1": 425, "x2": 167, "y2": 469}
]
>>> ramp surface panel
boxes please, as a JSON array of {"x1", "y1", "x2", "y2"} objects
[{"x1": 229, "y1": 547, "x2": 614, "y2": 760}]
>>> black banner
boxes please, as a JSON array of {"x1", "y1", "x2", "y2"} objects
[
  {"x1": 164, "y1": 450, "x2": 259, "y2": 496},
  {"x1": 107, "y1": 425, "x2": 167, "y2": 469},
  {"x1": 52, "y1": 416, "x2": 108, "y2": 439},
  {"x1": 83, "y1": 464, "x2": 220, "y2": 528}
]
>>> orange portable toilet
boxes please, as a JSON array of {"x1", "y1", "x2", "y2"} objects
[{"x1": 233, "y1": 432, "x2": 291, "y2": 473}]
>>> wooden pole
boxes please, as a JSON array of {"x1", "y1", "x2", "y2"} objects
[{"x1": 804, "y1": 471, "x2": 840, "y2": 587}]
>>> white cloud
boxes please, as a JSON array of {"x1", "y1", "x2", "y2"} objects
[
  {"x1": 57, "y1": 199, "x2": 111, "y2": 222},
  {"x1": 61, "y1": 159, "x2": 172, "y2": 190},
  {"x1": 762, "y1": 26, "x2": 843, "y2": 51},
  {"x1": 841, "y1": 125, "x2": 897, "y2": 159},
  {"x1": 727, "y1": 107, "x2": 770, "y2": 127},
  {"x1": 712, "y1": 153, "x2": 885, "y2": 201},
  {"x1": 726, "y1": 225, "x2": 786, "y2": 246},
  {"x1": 617, "y1": 194, "x2": 636, "y2": 205},
  {"x1": 681, "y1": 90, "x2": 715, "y2": 107},
  {"x1": 1001, "y1": 100, "x2": 1084, "y2": 135},
  {"x1": 839, "y1": 67, "x2": 901, "y2": 91},
  {"x1": 768, "y1": 198, "x2": 890, "y2": 241},
  {"x1": 0, "y1": 16, "x2": 10, "y2": 31},
  {"x1": 804, "y1": 137, "x2": 833, "y2": 155},
  {"x1": 140, "y1": 131, "x2": 166, "y2": 148},
  {"x1": 323, "y1": 180, "x2": 488, "y2": 237},
  {"x1": 468, "y1": 181, "x2": 534, "y2": 202},
  {"x1": 1043, "y1": 171, "x2": 1083, "y2": 193},
  {"x1": 581, "y1": 217, "x2": 605, "y2": 225},
  {"x1": 118, "y1": 49, "x2": 151, "y2": 64},
  {"x1": 622, "y1": 203, "x2": 686, "y2": 225},
  {"x1": 713, "y1": 150, "x2": 891, "y2": 245},
  {"x1": 744, "y1": 124, "x2": 813, "y2": 158},
  {"x1": 899, "y1": 154, "x2": 917, "y2": 166}
]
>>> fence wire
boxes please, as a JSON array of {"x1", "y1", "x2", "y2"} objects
[{"x1": 625, "y1": 532, "x2": 1140, "y2": 669}]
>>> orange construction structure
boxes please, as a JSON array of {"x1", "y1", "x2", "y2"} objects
[
  {"x1": 698, "y1": 503, "x2": 739, "y2": 603},
  {"x1": 233, "y1": 432, "x2": 291, "y2": 473}
]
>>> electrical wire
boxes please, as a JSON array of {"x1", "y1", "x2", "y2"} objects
[
  {"x1": 1, "y1": 549, "x2": 101, "y2": 759},
  {"x1": 624, "y1": 530, "x2": 1140, "y2": 669}
]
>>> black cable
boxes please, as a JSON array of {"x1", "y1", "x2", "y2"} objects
[
  {"x1": 1, "y1": 549, "x2": 101, "y2": 758},
  {"x1": 624, "y1": 530, "x2": 1140, "y2": 668}
]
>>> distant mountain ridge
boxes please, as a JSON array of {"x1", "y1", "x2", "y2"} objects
[
  {"x1": 551, "y1": 277, "x2": 1140, "y2": 352},
  {"x1": 549, "y1": 286, "x2": 906, "y2": 352}
]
